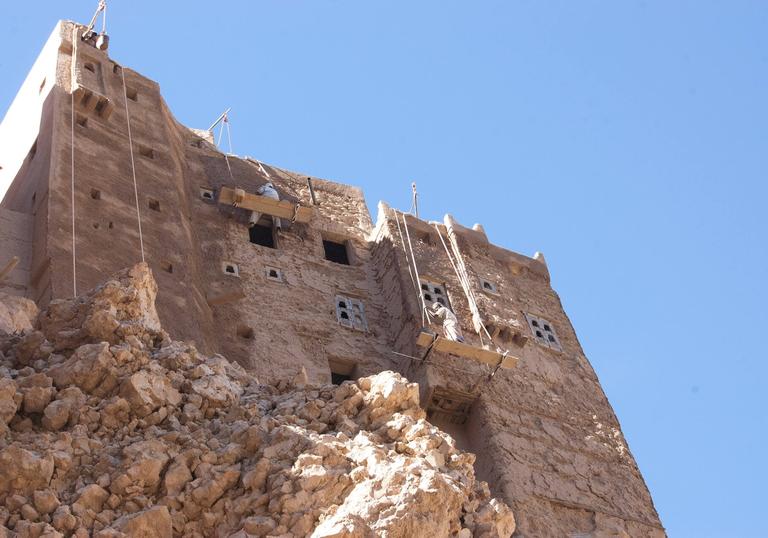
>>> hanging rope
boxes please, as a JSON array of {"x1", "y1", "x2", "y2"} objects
[
  {"x1": 434, "y1": 223, "x2": 497, "y2": 347},
  {"x1": 121, "y1": 68, "x2": 145, "y2": 263},
  {"x1": 399, "y1": 211, "x2": 429, "y2": 326},
  {"x1": 394, "y1": 210, "x2": 420, "y2": 297}
]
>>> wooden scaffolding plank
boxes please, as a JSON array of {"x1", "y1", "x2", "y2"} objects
[
  {"x1": 416, "y1": 329, "x2": 519, "y2": 369},
  {"x1": 218, "y1": 187, "x2": 313, "y2": 223}
]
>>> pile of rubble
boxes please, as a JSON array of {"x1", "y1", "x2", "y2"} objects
[{"x1": 0, "y1": 264, "x2": 514, "y2": 537}]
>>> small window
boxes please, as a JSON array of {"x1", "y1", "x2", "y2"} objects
[
  {"x1": 420, "y1": 279, "x2": 450, "y2": 311},
  {"x1": 90, "y1": 189, "x2": 101, "y2": 200},
  {"x1": 199, "y1": 187, "x2": 215, "y2": 201},
  {"x1": 335, "y1": 295, "x2": 367, "y2": 331},
  {"x1": 160, "y1": 261, "x2": 173, "y2": 273},
  {"x1": 139, "y1": 146, "x2": 154, "y2": 159},
  {"x1": 148, "y1": 199, "x2": 160, "y2": 211},
  {"x1": 125, "y1": 87, "x2": 138, "y2": 101},
  {"x1": 323, "y1": 239, "x2": 350, "y2": 265},
  {"x1": 76, "y1": 115, "x2": 88, "y2": 127},
  {"x1": 237, "y1": 325, "x2": 254, "y2": 339},
  {"x1": 249, "y1": 224, "x2": 276, "y2": 248},
  {"x1": 265, "y1": 266, "x2": 283, "y2": 282},
  {"x1": 525, "y1": 313, "x2": 562, "y2": 352},
  {"x1": 112, "y1": 63, "x2": 122, "y2": 75},
  {"x1": 222, "y1": 262, "x2": 239, "y2": 277},
  {"x1": 328, "y1": 357, "x2": 356, "y2": 385},
  {"x1": 480, "y1": 278, "x2": 498, "y2": 294},
  {"x1": 84, "y1": 62, "x2": 96, "y2": 73}
]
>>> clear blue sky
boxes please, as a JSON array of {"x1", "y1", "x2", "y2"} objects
[{"x1": 2, "y1": 2, "x2": 766, "y2": 536}]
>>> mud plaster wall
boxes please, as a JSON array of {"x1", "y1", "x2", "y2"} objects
[{"x1": 0, "y1": 21, "x2": 664, "y2": 538}]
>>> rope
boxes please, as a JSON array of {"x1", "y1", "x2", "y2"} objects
[
  {"x1": 394, "y1": 211, "x2": 419, "y2": 297},
  {"x1": 218, "y1": 116, "x2": 235, "y2": 182},
  {"x1": 390, "y1": 350, "x2": 491, "y2": 378},
  {"x1": 434, "y1": 223, "x2": 496, "y2": 346},
  {"x1": 121, "y1": 68, "x2": 145, "y2": 263},
  {"x1": 399, "y1": 211, "x2": 428, "y2": 326}
]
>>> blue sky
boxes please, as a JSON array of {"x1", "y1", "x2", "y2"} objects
[{"x1": 2, "y1": 1, "x2": 767, "y2": 536}]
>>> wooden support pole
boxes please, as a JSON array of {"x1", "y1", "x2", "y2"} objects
[{"x1": 0, "y1": 257, "x2": 20, "y2": 283}]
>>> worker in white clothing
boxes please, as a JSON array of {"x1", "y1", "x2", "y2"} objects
[
  {"x1": 249, "y1": 181, "x2": 282, "y2": 229},
  {"x1": 430, "y1": 302, "x2": 464, "y2": 342}
]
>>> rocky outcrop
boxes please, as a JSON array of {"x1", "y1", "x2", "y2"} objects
[{"x1": 0, "y1": 264, "x2": 514, "y2": 537}]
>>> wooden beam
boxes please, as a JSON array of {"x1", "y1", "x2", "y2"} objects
[
  {"x1": 218, "y1": 187, "x2": 313, "y2": 223},
  {"x1": 415, "y1": 329, "x2": 519, "y2": 369},
  {"x1": 0, "y1": 256, "x2": 20, "y2": 283}
]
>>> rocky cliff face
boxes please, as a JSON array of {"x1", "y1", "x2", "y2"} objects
[{"x1": 0, "y1": 264, "x2": 514, "y2": 537}]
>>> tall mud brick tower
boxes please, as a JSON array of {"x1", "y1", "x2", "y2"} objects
[{"x1": 0, "y1": 20, "x2": 664, "y2": 537}]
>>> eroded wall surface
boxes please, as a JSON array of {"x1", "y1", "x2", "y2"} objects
[{"x1": 0, "y1": 20, "x2": 664, "y2": 537}]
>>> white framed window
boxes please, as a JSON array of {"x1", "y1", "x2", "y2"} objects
[
  {"x1": 524, "y1": 313, "x2": 562, "y2": 352},
  {"x1": 420, "y1": 279, "x2": 450, "y2": 310},
  {"x1": 199, "y1": 187, "x2": 215, "y2": 201},
  {"x1": 222, "y1": 261, "x2": 239, "y2": 277},
  {"x1": 335, "y1": 295, "x2": 367, "y2": 331},
  {"x1": 265, "y1": 266, "x2": 283, "y2": 282}
]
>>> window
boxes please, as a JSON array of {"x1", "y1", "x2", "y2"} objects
[
  {"x1": 148, "y1": 199, "x2": 160, "y2": 212},
  {"x1": 139, "y1": 146, "x2": 154, "y2": 159},
  {"x1": 222, "y1": 262, "x2": 239, "y2": 277},
  {"x1": 480, "y1": 278, "x2": 498, "y2": 294},
  {"x1": 199, "y1": 187, "x2": 215, "y2": 201},
  {"x1": 84, "y1": 62, "x2": 96, "y2": 73},
  {"x1": 420, "y1": 279, "x2": 450, "y2": 309},
  {"x1": 112, "y1": 64, "x2": 122, "y2": 75},
  {"x1": 265, "y1": 266, "x2": 283, "y2": 282},
  {"x1": 524, "y1": 313, "x2": 562, "y2": 352},
  {"x1": 328, "y1": 357, "x2": 356, "y2": 385},
  {"x1": 125, "y1": 87, "x2": 138, "y2": 101},
  {"x1": 323, "y1": 239, "x2": 350, "y2": 265},
  {"x1": 160, "y1": 261, "x2": 173, "y2": 273},
  {"x1": 76, "y1": 115, "x2": 88, "y2": 128},
  {"x1": 335, "y1": 295, "x2": 367, "y2": 331},
  {"x1": 90, "y1": 189, "x2": 101, "y2": 200},
  {"x1": 249, "y1": 224, "x2": 276, "y2": 248}
]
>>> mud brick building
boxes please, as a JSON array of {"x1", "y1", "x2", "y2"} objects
[{"x1": 0, "y1": 20, "x2": 664, "y2": 537}]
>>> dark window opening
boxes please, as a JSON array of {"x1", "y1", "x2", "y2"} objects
[
  {"x1": 139, "y1": 146, "x2": 154, "y2": 159},
  {"x1": 331, "y1": 372, "x2": 352, "y2": 385},
  {"x1": 225, "y1": 265, "x2": 236, "y2": 274},
  {"x1": 94, "y1": 99, "x2": 106, "y2": 116},
  {"x1": 544, "y1": 324, "x2": 551, "y2": 332},
  {"x1": 424, "y1": 293, "x2": 432, "y2": 302},
  {"x1": 148, "y1": 199, "x2": 160, "y2": 211},
  {"x1": 484, "y1": 282, "x2": 492, "y2": 290},
  {"x1": 531, "y1": 320, "x2": 539, "y2": 327},
  {"x1": 323, "y1": 240, "x2": 350, "y2": 265},
  {"x1": 108, "y1": 221, "x2": 114, "y2": 229},
  {"x1": 112, "y1": 63, "x2": 122, "y2": 75},
  {"x1": 340, "y1": 311, "x2": 349, "y2": 320},
  {"x1": 269, "y1": 269, "x2": 278, "y2": 278},
  {"x1": 421, "y1": 283, "x2": 429, "y2": 291},
  {"x1": 92, "y1": 222, "x2": 100, "y2": 229},
  {"x1": 161, "y1": 261, "x2": 173, "y2": 273},
  {"x1": 338, "y1": 301, "x2": 347, "y2": 309},
  {"x1": 434, "y1": 288, "x2": 442, "y2": 295},
  {"x1": 437, "y1": 298, "x2": 446, "y2": 306},
  {"x1": 237, "y1": 325, "x2": 254, "y2": 340},
  {"x1": 76, "y1": 115, "x2": 88, "y2": 127},
  {"x1": 548, "y1": 335, "x2": 556, "y2": 342},
  {"x1": 90, "y1": 189, "x2": 101, "y2": 200},
  {"x1": 249, "y1": 224, "x2": 276, "y2": 248},
  {"x1": 536, "y1": 330, "x2": 543, "y2": 338},
  {"x1": 126, "y1": 87, "x2": 138, "y2": 101},
  {"x1": 84, "y1": 62, "x2": 95, "y2": 73}
]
